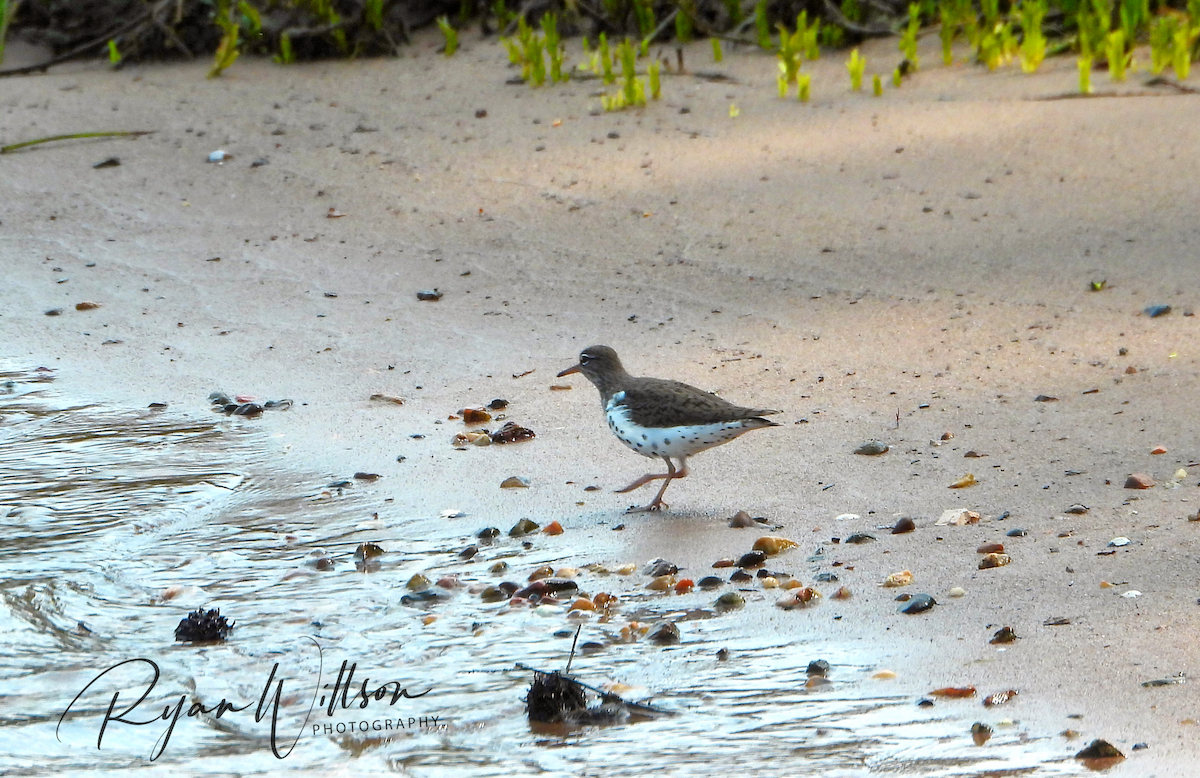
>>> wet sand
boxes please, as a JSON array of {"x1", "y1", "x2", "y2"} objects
[{"x1": 2, "y1": 28, "x2": 1199, "y2": 774}]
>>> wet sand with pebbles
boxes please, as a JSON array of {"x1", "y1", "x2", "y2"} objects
[{"x1": 2, "y1": 27, "x2": 1200, "y2": 776}]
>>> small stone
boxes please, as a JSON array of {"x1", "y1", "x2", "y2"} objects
[
  {"x1": 1006, "y1": 528, "x2": 1028, "y2": 537},
  {"x1": 461, "y1": 408, "x2": 492, "y2": 424},
  {"x1": 508, "y1": 518, "x2": 539, "y2": 536},
  {"x1": 500, "y1": 476, "x2": 530, "y2": 489},
  {"x1": 712, "y1": 557, "x2": 736, "y2": 568},
  {"x1": 1044, "y1": 616, "x2": 1071, "y2": 626},
  {"x1": 883, "y1": 570, "x2": 914, "y2": 587},
  {"x1": 737, "y1": 550, "x2": 767, "y2": 568},
  {"x1": 1108, "y1": 536, "x2": 1131, "y2": 547},
  {"x1": 752, "y1": 535, "x2": 798, "y2": 555},
  {"x1": 1075, "y1": 739, "x2": 1125, "y2": 760},
  {"x1": 776, "y1": 587, "x2": 820, "y2": 609},
  {"x1": 714, "y1": 592, "x2": 745, "y2": 611},
  {"x1": 948, "y1": 586, "x2": 966, "y2": 597},
  {"x1": 806, "y1": 659, "x2": 831, "y2": 677},
  {"x1": 528, "y1": 565, "x2": 554, "y2": 580},
  {"x1": 542, "y1": 520, "x2": 564, "y2": 535},
  {"x1": 891, "y1": 517, "x2": 916, "y2": 534},
  {"x1": 854, "y1": 440, "x2": 889, "y2": 455},
  {"x1": 406, "y1": 574, "x2": 431, "y2": 591},
  {"x1": 971, "y1": 722, "x2": 992, "y2": 746},
  {"x1": 990, "y1": 626, "x2": 1018, "y2": 644},
  {"x1": 831, "y1": 586, "x2": 852, "y2": 600},
  {"x1": 75, "y1": 301, "x2": 101, "y2": 311},
  {"x1": 937, "y1": 509, "x2": 981, "y2": 526},
  {"x1": 489, "y1": 561, "x2": 508, "y2": 574},
  {"x1": 1143, "y1": 305, "x2": 1171, "y2": 318},
  {"x1": 1124, "y1": 473, "x2": 1154, "y2": 489},
  {"x1": 479, "y1": 586, "x2": 510, "y2": 602},
  {"x1": 976, "y1": 542, "x2": 1004, "y2": 554},
  {"x1": 729, "y1": 569, "x2": 753, "y2": 582},
  {"x1": 948, "y1": 473, "x2": 977, "y2": 489},
  {"x1": 845, "y1": 533, "x2": 876, "y2": 544},
  {"x1": 1033, "y1": 394, "x2": 1058, "y2": 402},
  {"x1": 983, "y1": 689, "x2": 1018, "y2": 706},
  {"x1": 646, "y1": 574, "x2": 676, "y2": 591},
  {"x1": 417, "y1": 289, "x2": 443, "y2": 301},
  {"x1": 675, "y1": 578, "x2": 694, "y2": 594},
  {"x1": 644, "y1": 559, "x2": 679, "y2": 577},
  {"x1": 1151, "y1": 445, "x2": 1167, "y2": 455},
  {"x1": 698, "y1": 576, "x2": 723, "y2": 589},
  {"x1": 899, "y1": 593, "x2": 936, "y2": 613},
  {"x1": 930, "y1": 686, "x2": 976, "y2": 698},
  {"x1": 979, "y1": 553, "x2": 1011, "y2": 569},
  {"x1": 873, "y1": 669, "x2": 898, "y2": 679},
  {"x1": 648, "y1": 621, "x2": 680, "y2": 644},
  {"x1": 728, "y1": 510, "x2": 757, "y2": 528},
  {"x1": 1064, "y1": 504, "x2": 1089, "y2": 514},
  {"x1": 477, "y1": 527, "x2": 500, "y2": 540},
  {"x1": 457, "y1": 545, "x2": 478, "y2": 560}
]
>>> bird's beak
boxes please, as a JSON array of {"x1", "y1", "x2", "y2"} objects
[{"x1": 557, "y1": 363, "x2": 582, "y2": 378}]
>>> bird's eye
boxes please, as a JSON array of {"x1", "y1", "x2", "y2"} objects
[{"x1": 580, "y1": 353, "x2": 592, "y2": 363}]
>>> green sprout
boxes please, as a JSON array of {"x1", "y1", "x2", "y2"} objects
[
  {"x1": 492, "y1": 0, "x2": 517, "y2": 28},
  {"x1": 873, "y1": 73, "x2": 883, "y2": 95},
  {"x1": 795, "y1": 11, "x2": 821, "y2": 60},
  {"x1": 633, "y1": 0, "x2": 656, "y2": 39},
  {"x1": 1078, "y1": 53, "x2": 1093, "y2": 93},
  {"x1": 900, "y1": 3, "x2": 920, "y2": 69},
  {"x1": 1018, "y1": 0, "x2": 1047, "y2": 73},
  {"x1": 541, "y1": 13, "x2": 567, "y2": 82},
  {"x1": 755, "y1": 0, "x2": 772, "y2": 49},
  {"x1": 847, "y1": 48, "x2": 865, "y2": 90},
  {"x1": 602, "y1": 39, "x2": 650, "y2": 111},
  {"x1": 798, "y1": 72, "x2": 811, "y2": 102},
  {"x1": 0, "y1": 0, "x2": 11, "y2": 65},
  {"x1": 437, "y1": 16, "x2": 458, "y2": 56},
  {"x1": 1118, "y1": 0, "x2": 1148, "y2": 44},
  {"x1": 676, "y1": 0, "x2": 695, "y2": 43},
  {"x1": 275, "y1": 32, "x2": 294, "y2": 64},
  {"x1": 893, "y1": 66, "x2": 903, "y2": 85},
  {"x1": 1106, "y1": 29, "x2": 1127, "y2": 81},
  {"x1": 777, "y1": 20, "x2": 804, "y2": 97},
  {"x1": 599, "y1": 32, "x2": 615, "y2": 84},
  {"x1": 1150, "y1": 15, "x2": 1178, "y2": 75},
  {"x1": 107, "y1": 39, "x2": 122, "y2": 67},
  {"x1": 939, "y1": 0, "x2": 957, "y2": 64},
  {"x1": 712, "y1": 37, "x2": 724, "y2": 62},
  {"x1": 208, "y1": 0, "x2": 241, "y2": 78},
  {"x1": 722, "y1": 0, "x2": 744, "y2": 25},
  {"x1": 649, "y1": 60, "x2": 661, "y2": 99},
  {"x1": 1173, "y1": 25, "x2": 1195, "y2": 80}
]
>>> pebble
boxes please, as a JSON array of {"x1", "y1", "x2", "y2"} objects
[
  {"x1": 1006, "y1": 528, "x2": 1028, "y2": 537},
  {"x1": 644, "y1": 559, "x2": 679, "y2": 577},
  {"x1": 899, "y1": 594, "x2": 936, "y2": 613},
  {"x1": 712, "y1": 558, "x2": 736, "y2": 568},
  {"x1": 845, "y1": 533, "x2": 876, "y2": 544},
  {"x1": 983, "y1": 689, "x2": 1018, "y2": 706},
  {"x1": 979, "y1": 553, "x2": 1011, "y2": 570},
  {"x1": 1143, "y1": 304, "x2": 1171, "y2": 318},
  {"x1": 648, "y1": 622, "x2": 680, "y2": 645},
  {"x1": 948, "y1": 473, "x2": 977, "y2": 489},
  {"x1": 806, "y1": 659, "x2": 831, "y2": 677},
  {"x1": 883, "y1": 570, "x2": 914, "y2": 587},
  {"x1": 1151, "y1": 446, "x2": 1167, "y2": 454},
  {"x1": 500, "y1": 476, "x2": 530, "y2": 489},
  {"x1": 714, "y1": 592, "x2": 745, "y2": 611},
  {"x1": 948, "y1": 587, "x2": 966, "y2": 597},
  {"x1": 971, "y1": 722, "x2": 992, "y2": 746},
  {"x1": 614, "y1": 563, "x2": 637, "y2": 575},
  {"x1": 976, "y1": 542, "x2": 1004, "y2": 554},
  {"x1": 698, "y1": 575, "x2": 724, "y2": 589},
  {"x1": 508, "y1": 518, "x2": 539, "y2": 536},
  {"x1": 1064, "y1": 504, "x2": 1089, "y2": 514},
  {"x1": 400, "y1": 590, "x2": 450, "y2": 608},
  {"x1": 406, "y1": 573, "x2": 431, "y2": 591},
  {"x1": 1124, "y1": 473, "x2": 1154, "y2": 489},
  {"x1": 854, "y1": 440, "x2": 889, "y2": 455},
  {"x1": 461, "y1": 408, "x2": 492, "y2": 424},
  {"x1": 458, "y1": 545, "x2": 478, "y2": 560},
  {"x1": 528, "y1": 565, "x2": 554, "y2": 580},
  {"x1": 930, "y1": 686, "x2": 976, "y2": 698},
  {"x1": 477, "y1": 527, "x2": 500, "y2": 540},
  {"x1": 873, "y1": 669, "x2": 898, "y2": 680},
  {"x1": 1108, "y1": 537, "x2": 1130, "y2": 547},
  {"x1": 728, "y1": 510, "x2": 759, "y2": 528},
  {"x1": 729, "y1": 569, "x2": 753, "y2": 583},
  {"x1": 753, "y1": 535, "x2": 798, "y2": 555},
  {"x1": 891, "y1": 517, "x2": 916, "y2": 534},
  {"x1": 543, "y1": 521, "x2": 564, "y2": 535},
  {"x1": 1075, "y1": 739, "x2": 1125, "y2": 759},
  {"x1": 831, "y1": 586, "x2": 852, "y2": 600},
  {"x1": 937, "y1": 509, "x2": 980, "y2": 525},
  {"x1": 776, "y1": 588, "x2": 820, "y2": 609},
  {"x1": 675, "y1": 578, "x2": 694, "y2": 594},
  {"x1": 990, "y1": 626, "x2": 1018, "y2": 644},
  {"x1": 416, "y1": 289, "x2": 443, "y2": 301},
  {"x1": 760, "y1": 576, "x2": 779, "y2": 589},
  {"x1": 737, "y1": 550, "x2": 767, "y2": 568},
  {"x1": 480, "y1": 586, "x2": 510, "y2": 603},
  {"x1": 646, "y1": 575, "x2": 676, "y2": 591}
]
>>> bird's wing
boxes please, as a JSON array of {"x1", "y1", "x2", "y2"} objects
[{"x1": 616, "y1": 379, "x2": 780, "y2": 428}]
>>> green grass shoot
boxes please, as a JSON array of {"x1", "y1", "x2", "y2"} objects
[
  {"x1": 107, "y1": 39, "x2": 122, "y2": 67},
  {"x1": 1150, "y1": 16, "x2": 1178, "y2": 75},
  {"x1": 777, "y1": 21, "x2": 804, "y2": 97},
  {"x1": 755, "y1": 0, "x2": 772, "y2": 49},
  {"x1": 275, "y1": 32, "x2": 294, "y2": 64},
  {"x1": 208, "y1": 0, "x2": 241, "y2": 78},
  {"x1": 0, "y1": 0, "x2": 13, "y2": 64},
  {"x1": 492, "y1": 0, "x2": 516, "y2": 29},
  {"x1": 900, "y1": 4, "x2": 920, "y2": 69},
  {"x1": 712, "y1": 37, "x2": 723, "y2": 62},
  {"x1": 847, "y1": 48, "x2": 865, "y2": 90},
  {"x1": 600, "y1": 33, "x2": 614, "y2": 84},
  {"x1": 1078, "y1": 53, "x2": 1093, "y2": 93},
  {"x1": 873, "y1": 73, "x2": 883, "y2": 95},
  {"x1": 633, "y1": 0, "x2": 655, "y2": 39},
  {"x1": 676, "y1": 0, "x2": 695, "y2": 43},
  {"x1": 437, "y1": 16, "x2": 458, "y2": 56},
  {"x1": 541, "y1": 13, "x2": 567, "y2": 82},
  {"x1": 1, "y1": 130, "x2": 153, "y2": 155},
  {"x1": 939, "y1": 0, "x2": 957, "y2": 64},
  {"x1": 649, "y1": 59, "x2": 661, "y2": 99},
  {"x1": 364, "y1": 0, "x2": 384, "y2": 31},
  {"x1": 893, "y1": 66, "x2": 903, "y2": 85},
  {"x1": 1105, "y1": 29, "x2": 1127, "y2": 81},
  {"x1": 602, "y1": 38, "x2": 649, "y2": 111},
  {"x1": 1172, "y1": 26, "x2": 1195, "y2": 80},
  {"x1": 797, "y1": 72, "x2": 811, "y2": 102},
  {"x1": 722, "y1": 0, "x2": 743, "y2": 25},
  {"x1": 1018, "y1": 0, "x2": 1047, "y2": 72}
]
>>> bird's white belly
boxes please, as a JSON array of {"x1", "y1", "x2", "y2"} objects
[{"x1": 604, "y1": 400, "x2": 747, "y2": 459}]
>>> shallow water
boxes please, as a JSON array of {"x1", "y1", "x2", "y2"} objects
[{"x1": 0, "y1": 365, "x2": 1087, "y2": 777}]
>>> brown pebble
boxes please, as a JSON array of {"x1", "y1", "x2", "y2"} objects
[
  {"x1": 542, "y1": 520, "x2": 564, "y2": 535},
  {"x1": 979, "y1": 552, "x2": 1011, "y2": 569},
  {"x1": 461, "y1": 408, "x2": 492, "y2": 424},
  {"x1": 1124, "y1": 473, "x2": 1154, "y2": 489},
  {"x1": 891, "y1": 517, "x2": 916, "y2": 534},
  {"x1": 75, "y1": 301, "x2": 101, "y2": 310},
  {"x1": 1150, "y1": 445, "x2": 1167, "y2": 455},
  {"x1": 728, "y1": 510, "x2": 757, "y2": 528},
  {"x1": 831, "y1": 586, "x2": 852, "y2": 600},
  {"x1": 1125, "y1": 365, "x2": 1138, "y2": 374},
  {"x1": 983, "y1": 689, "x2": 1018, "y2": 706},
  {"x1": 712, "y1": 557, "x2": 736, "y2": 568},
  {"x1": 976, "y1": 542, "x2": 1004, "y2": 554}
]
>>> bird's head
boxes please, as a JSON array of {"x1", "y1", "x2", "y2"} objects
[{"x1": 557, "y1": 345, "x2": 626, "y2": 388}]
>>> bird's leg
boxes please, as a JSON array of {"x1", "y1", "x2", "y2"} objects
[
  {"x1": 624, "y1": 458, "x2": 687, "y2": 514},
  {"x1": 615, "y1": 457, "x2": 672, "y2": 494}
]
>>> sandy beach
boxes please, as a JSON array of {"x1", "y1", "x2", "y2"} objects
[{"x1": 2, "y1": 27, "x2": 1199, "y2": 775}]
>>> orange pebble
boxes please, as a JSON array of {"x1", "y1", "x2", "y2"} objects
[
  {"x1": 569, "y1": 597, "x2": 595, "y2": 611},
  {"x1": 1151, "y1": 446, "x2": 1168, "y2": 455},
  {"x1": 543, "y1": 520, "x2": 564, "y2": 535},
  {"x1": 674, "y1": 578, "x2": 694, "y2": 594}
]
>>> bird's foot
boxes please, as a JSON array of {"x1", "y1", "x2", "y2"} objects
[{"x1": 625, "y1": 500, "x2": 667, "y2": 514}]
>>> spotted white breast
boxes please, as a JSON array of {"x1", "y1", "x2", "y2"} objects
[{"x1": 604, "y1": 392, "x2": 760, "y2": 460}]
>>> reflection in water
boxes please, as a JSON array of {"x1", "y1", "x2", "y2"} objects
[{"x1": 0, "y1": 367, "x2": 1084, "y2": 776}]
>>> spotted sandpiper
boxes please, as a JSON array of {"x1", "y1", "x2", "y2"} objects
[{"x1": 557, "y1": 345, "x2": 780, "y2": 513}]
